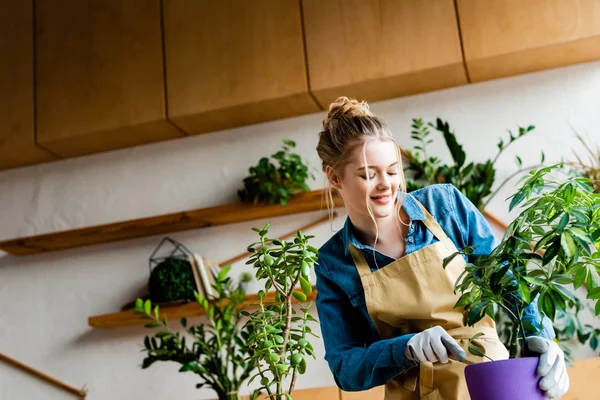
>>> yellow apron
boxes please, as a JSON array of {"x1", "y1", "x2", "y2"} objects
[{"x1": 348, "y1": 199, "x2": 509, "y2": 399}]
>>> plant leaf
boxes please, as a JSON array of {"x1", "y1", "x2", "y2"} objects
[
  {"x1": 292, "y1": 291, "x2": 307, "y2": 302},
  {"x1": 523, "y1": 276, "x2": 545, "y2": 286},
  {"x1": 557, "y1": 214, "x2": 570, "y2": 231},
  {"x1": 560, "y1": 231, "x2": 576, "y2": 259},
  {"x1": 542, "y1": 238, "x2": 561, "y2": 265},
  {"x1": 443, "y1": 252, "x2": 461, "y2": 269},
  {"x1": 574, "y1": 266, "x2": 588, "y2": 289},
  {"x1": 509, "y1": 190, "x2": 528, "y2": 211}
]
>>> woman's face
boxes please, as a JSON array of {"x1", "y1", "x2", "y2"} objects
[{"x1": 335, "y1": 139, "x2": 401, "y2": 220}]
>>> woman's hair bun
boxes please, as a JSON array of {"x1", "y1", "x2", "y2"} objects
[{"x1": 323, "y1": 96, "x2": 372, "y2": 128}]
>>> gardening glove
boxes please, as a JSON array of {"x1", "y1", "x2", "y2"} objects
[
  {"x1": 405, "y1": 326, "x2": 466, "y2": 364},
  {"x1": 526, "y1": 337, "x2": 570, "y2": 399}
]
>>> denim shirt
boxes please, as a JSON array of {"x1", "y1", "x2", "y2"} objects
[{"x1": 314, "y1": 184, "x2": 555, "y2": 392}]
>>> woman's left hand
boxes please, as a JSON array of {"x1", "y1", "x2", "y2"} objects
[{"x1": 526, "y1": 337, "x2": 570, "y2": 399}]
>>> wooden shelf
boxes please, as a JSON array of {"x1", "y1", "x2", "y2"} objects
[
  {"x1": 0, "y1": 190, "x2": 341, "y2": 256},
  {"x1": 89, "y1": 287, "x2": 318, "y2": 329}
]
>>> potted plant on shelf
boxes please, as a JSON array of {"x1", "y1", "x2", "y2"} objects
[
  {"x1": 404, "y1": 118, "x2": 542, "y2": 210},
  {"x1": 146, "y1": 237, "x2": 199, "y2": 304},
  {"x1": 243, "y1": 223, "x2": 320, "y2": 400},
  {"x1": 238, "y1": 139, "x2": 315, "y2": 206},
  {"x1": 443, "y1": 163, "x2": 600, "y2": 400},
  {"x1": 135, "y1": 265, "x2": 254, "y2": 400}
]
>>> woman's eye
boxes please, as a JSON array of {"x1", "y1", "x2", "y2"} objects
[
  {"x1": 388, "y1": 171, "x2": 398, "y2": 175},
  {"x1": 360, "y1": 174, "x2": 376, "y2": 180}
]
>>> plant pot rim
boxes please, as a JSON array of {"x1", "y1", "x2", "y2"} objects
[{"x1": 466, "y1": 356, "x2": 539, "y2": 368}]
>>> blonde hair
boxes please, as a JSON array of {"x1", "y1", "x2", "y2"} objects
[{"x1": 316, "y1": 97, "x2": 408, "y2": 257}]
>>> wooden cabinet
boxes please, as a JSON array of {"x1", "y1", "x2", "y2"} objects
[
  {"x1": 457, "y1": 0, "x2": 600, "y2": 82},
  {"x1": 302, "y1": 0, "x2": 467, "y2": 107},
  {"x1": 34, "y1": 0, "x2": 182, "y2": 158},
  {"x1": 0, "y1": 0, "x2": 56, "y2": 170},
  {"x1": 162, "y1": 0, "x2": 320, "y2": 135}
]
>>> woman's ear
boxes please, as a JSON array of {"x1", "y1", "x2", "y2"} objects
[{"x1": 326, "y1": 166, "x2": 343, "y2": 190}]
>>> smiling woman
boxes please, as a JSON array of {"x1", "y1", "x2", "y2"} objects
[
  {"x1": 317, "y1": 98, "x2": 408, "y2": 261},
  {"x1": 313, "y1": 97, "x2": 567, "y2": 400}
]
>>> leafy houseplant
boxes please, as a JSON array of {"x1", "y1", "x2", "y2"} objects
[
  {"x1": 443, "y1": 164, "x2": 600, "y2": 397},
  {"x1": 243, "y1": 223, "x2": 319, "y2": 400},
  {"x1": 238, "y1": 139, "x2": 315, "y2": 206},
  {"x1": 404, "y1": 118, "x2": 542, "y2": 210},
  {"x1": 135, "y1": 265, "x2": 254, "y2": 400}
]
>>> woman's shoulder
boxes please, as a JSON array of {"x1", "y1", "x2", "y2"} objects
[
  {"x1": 407, "y1": 183, "x2": 460, "y2": 213},
  {"x1": 407, "y1": 183, "x2": 458, "y2": 199}
]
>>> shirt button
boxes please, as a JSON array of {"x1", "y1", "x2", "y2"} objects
[{"x1": 408, "y1": 238, "x2": 414, "y2": 243}]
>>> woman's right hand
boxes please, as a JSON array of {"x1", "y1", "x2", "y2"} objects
[{"x1": 405, "y1": 326, "x2": 466, "y2": 364}]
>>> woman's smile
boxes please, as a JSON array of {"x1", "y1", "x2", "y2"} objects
[{"x1": 371, "y1": 193, "x2": 392, "y2": 205}]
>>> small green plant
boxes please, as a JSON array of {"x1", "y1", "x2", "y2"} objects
[
  {"x1": 148, "y1": 257, "x2": 196, "y2": 303},
  {"x1": 444, "y1": 163, "x2": 600, "y2": 358},
  {"x1": 405, "y1": 118, "x2": 543, "y2": 210},
  {"x1": 238, "y1": 139, "x2": 314, "y2": 206},
  {"x1": 135, "y1": 265, "x2": 254, "y2": 400},
  {"x1": 243, "y1": 223, "x2": 319, "y2": 400},
  {"x1": 568, "y1": 130, "x2": 600, "y2": 194}
]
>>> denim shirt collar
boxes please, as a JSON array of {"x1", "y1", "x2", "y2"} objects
[{"x1": 341, "y1": 192, "x2": 426, "y2": 255}]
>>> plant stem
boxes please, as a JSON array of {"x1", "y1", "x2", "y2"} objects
[
  {"x1": 280, "y1": 296, "x2": 293, "y2": 357},
  {"x1": 288, "y1": 368, "x2": 298, "y2": 395}
]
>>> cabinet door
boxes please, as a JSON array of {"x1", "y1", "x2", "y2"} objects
[
  {"x1": 457, "y1": 0, "x2": 600, "y2": 82},
  {"x1": 35, "y1": 0, "x2": 182, "y2": 158},
  {"x1": 163, "y1": 0, "x2": 320, "y2": 135},
  {"x1": 0, "y1": 0, "x2": 56, "y2": 170},
  {"x1": 303, "y1": 0, "x2": 467, "y2": 107}
]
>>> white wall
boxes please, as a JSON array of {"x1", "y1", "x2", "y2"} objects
[{"x1": 1, "y1": 60, "x2": 600, "y2": 400}]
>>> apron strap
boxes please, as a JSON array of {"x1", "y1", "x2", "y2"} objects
[
  {"x1": 347, "y1": 243, "x2": 373, "y2": 278},
  {"x1": 412, "y1": 199, "x2": 449, "y2": 242},
  {"x1": 404, "y1": 368, "x2": 418, "y2": 391}
]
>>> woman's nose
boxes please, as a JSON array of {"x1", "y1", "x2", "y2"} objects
[{"x1": 377, "y1": 174, "x2": 391, "y2": 190}]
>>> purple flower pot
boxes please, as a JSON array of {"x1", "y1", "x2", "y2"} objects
[{"x1": 465, "y1": 357, "x2": 546, "y2": 400}]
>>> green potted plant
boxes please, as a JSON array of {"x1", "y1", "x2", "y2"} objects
[
  {"x1": 135, "y1": 265, "x2": 255, "y2": 400},
  {"x1": 242, "y1": 223, "x2": 320, "y2": 400},
  {"x1": 238, "y1": 139, "x2": 315, "y2": 206},
  {"x1": 443, "y1": 163, "x2": 600, "y2": 399},
  {"x1": 404, "y1": 118, "x2": 542, "y2": 210}
]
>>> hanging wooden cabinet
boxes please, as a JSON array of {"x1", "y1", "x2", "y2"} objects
[
  {"x1": 0, "y1": 0, "x2": 56, "y2": 171},
  {"x1": 302, "y1": 0, "x2": 467, "y2": 107},
  {"x1": 34, "y1": 0, "x2": 182, "y2": 158},
  {"x1": 457, "y1": 0, "x2": 600, "y2": 82},
  {"x1": 163, "y1": 0, "x2": 320, "y2": 135}
]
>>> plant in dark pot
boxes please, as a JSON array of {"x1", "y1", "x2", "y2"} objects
[
  {"x1": 135, "y1": 265, "x2": 255, "y2": 400},
  {"x1": 147, "y1": 237, "x2": 198, "y2": 303},
  {"x1": 443, "y1": 163, "x2": 600, "y2": 400}
]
